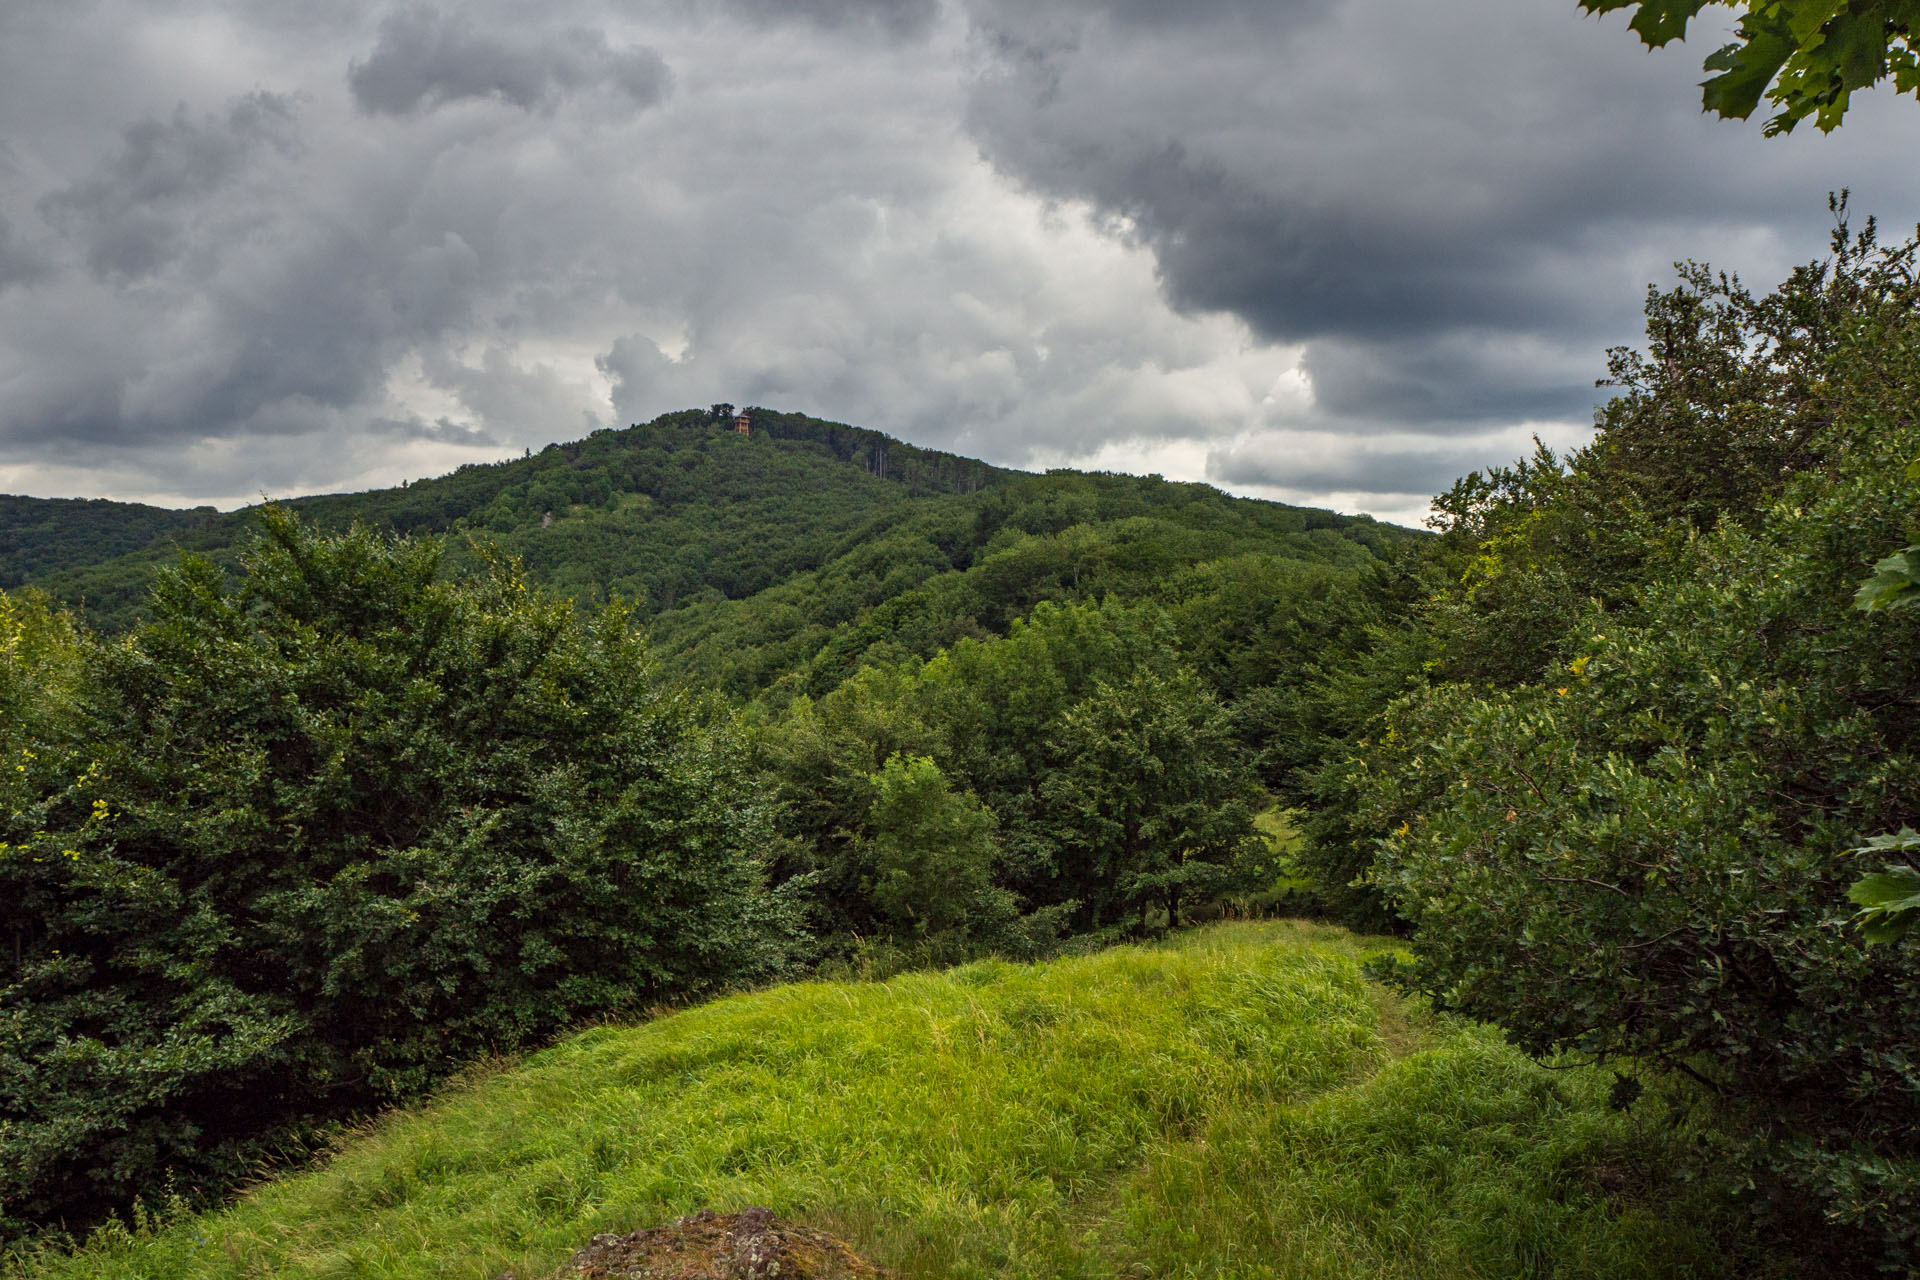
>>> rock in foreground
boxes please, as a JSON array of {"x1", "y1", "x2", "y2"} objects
[{"x1": 556, "y1": 1208, "x2": 883, "y2": 1280}]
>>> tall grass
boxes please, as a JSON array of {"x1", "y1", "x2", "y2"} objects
[{"x1": 10, "y1": 922, "x2": 1738, "y2": 1279}]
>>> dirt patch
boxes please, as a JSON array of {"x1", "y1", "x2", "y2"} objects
[{"x1": 526, "y1": 1208, "x2": 884, "y2": 1280}]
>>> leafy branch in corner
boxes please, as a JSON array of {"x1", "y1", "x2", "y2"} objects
[
  {"x1": 1581, "y1": 0, "x2": 1920, "y2": 134},
  {"x1": 1848, "y1": 829, "x2": 1920, "y2": 943}
]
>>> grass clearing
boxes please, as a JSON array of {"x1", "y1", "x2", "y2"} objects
[{"x1": 11, "y1": 921, "x2": 1739, "y2": 1280}]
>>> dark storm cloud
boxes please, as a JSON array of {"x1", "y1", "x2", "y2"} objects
[
  {"x1": 961, "y1": 139, "x2": 1575, "y2": 340},
  {"x1": 963, "y1": 2, "x2": 1592, "y2": 356},
  {"x1": 38, "y1": 93, "x2": 300, "y2": 283},
  {"x1": 960, "y1": 0, "x2": 1910, "y2": 442},
  {"x1": 370, "y1": 414, "x2": 498, "y2": 445},
  {"x1": 349, "y1": 7, "x2": 671, "y2": 115},
  {"x1": 1300, "y1": 333, "x2": 1600, "y2": 425}
]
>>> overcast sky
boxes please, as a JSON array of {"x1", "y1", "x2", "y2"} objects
[{"x1": 0, "y1": 0, "x2": 1914, "y2": 526}]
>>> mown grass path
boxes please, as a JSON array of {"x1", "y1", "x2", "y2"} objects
[{"x1": 13, "y1": 922, "x2": 1732, "y2": 1280}]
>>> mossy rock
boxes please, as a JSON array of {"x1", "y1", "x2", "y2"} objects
[{"x1": 544, "y1": 1208, "x2": 883, "y2": 1280}]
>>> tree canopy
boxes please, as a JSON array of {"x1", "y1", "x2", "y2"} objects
[{"x1": 1582, "y1": 0, "x2": 1920, "y2": 132}]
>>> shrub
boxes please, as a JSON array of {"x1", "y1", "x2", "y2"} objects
[
  {"x1": 1360, "y1": 353, "x2": 1920, "y2": 1271},
  {"x1": 0, "y1": 511, "x2": 796, "y2": 1237}
]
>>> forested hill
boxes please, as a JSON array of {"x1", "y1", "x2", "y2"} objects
[
  {"x1": 7, "y1": 407, "x2": 1407, "y2": 689},
  {"x1": 648, "y1": 466, "x2": 1402, "y2": 700},
  {"x1": 7, "y1": 408, "x2": 1010, "y2": 630},
  {"x1": 0, "y1": 495, "x2": 218, "y2": 591}
]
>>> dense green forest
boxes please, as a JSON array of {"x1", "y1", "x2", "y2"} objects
[
  {"x1": 0, "y1": 498, "x2": 216, "y2": 592},
  {"x1": 10, "y1": 409, "x2": 1395, "y2": 706},
  {"x1": 4, "y1": 217, "x2": 1919, "y2": 1273}
]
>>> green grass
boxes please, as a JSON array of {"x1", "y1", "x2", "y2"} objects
[{"x1": 11, "y1": 922, "x2": 1738, "y2": 1279}]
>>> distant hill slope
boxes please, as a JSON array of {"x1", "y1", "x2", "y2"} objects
[
  {"x1": 10, "y1": 408, "x2": 1416, "y2": 697},
  {"x1": 0, "y1": 495, "x2": 218, "y2": 591},
  {"x1": 648, "y1": 466, "x2": 1406, "y2": 699}
]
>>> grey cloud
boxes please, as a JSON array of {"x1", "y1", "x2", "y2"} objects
[
  {"x1": 421, "y1": 345, "x2": 604, "y2": 437},
  {"x1": 37, "y1": 93, "x2": 300, "y2": 283},
  {"x1": 696, "y1": 0, "x2": 940, "y2": 41},
  {"x1": 970, "y1": 0, "x2": 1332, "y2": 42},
  {"x1": 4, "y1": 0, "x2": 1917, "y2": 523},
  {"x1": 597, "y1": 334, "x2": 675, "y2": 408},
  {"x1": 391, "y1": 232, "x2": 483, "y2": 331},
  {"x1": 0, "y1": 217, "x2": 49, "y2": 292},
  {"x1": 6, "y1": 212, "x2": 484, "y2": 456},
  {"x1": 370, "y1": 414, "x2": 498, "y2": 444},
  {"x1": 1301, "y1": 333, "x2": 1603, "y2": 426},
  {"x1": 1084, "y1": 0, "x2": 1321, "y2": 24},
  {"x1": 348, "y1": 7, "x2": 671, "y2": 115},
  {"x1": 1208, "y1": 435, "x2": 1510, "y2": 498}
]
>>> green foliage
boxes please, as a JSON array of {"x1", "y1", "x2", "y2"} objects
[
  {"x1": 1846, "y1": 832, "x2": 1920, "y2": 942},
  {"x1": 1581, "y1": 0, "x2": 1920, "y2": 133},
  {"x1": 760, "y1": 598, "x2": 1263, "y2": 951},
  {"x1": 0, "y1": 498, "x2": 215, "y2": 592},
  {"x1": 1846, "y1": 506, "x2": 1920, "y2": 945},
  {"x1": 0, "y1": 511, "x2": 796, "y2": 1238},
  {"x1": 0, "y1": 589, "x2": 85, "y2": 798},
  {"x1": 1041, "y1": 666, "x2": 1260, "y2": 931},
  {"x1": 6, "y1": 924, "x2": 1745, "y2": 1280},
  {"x1": 1308, "y1": 211, "x2": 1920, "y2": 1270},
  {"x1": 1297, "y1": 208, "x2": 1920, "y2": 932},
  {"x1": 1854, "y1": 542, "x2": 1920, "y2": 612},
  {"x1": 12, "y1": 414, "x2": 1405, "y2": 723},
  {"x1": 655, "y1": 468, "x2": 1398, "y2": 703},
  {"x1": 864, "y1": 754, "x2": 1005, "y2": 943}
]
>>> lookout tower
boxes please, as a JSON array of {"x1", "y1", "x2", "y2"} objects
[{"x1": 733, "y1": 409, "x2": 751, "y2": 436}]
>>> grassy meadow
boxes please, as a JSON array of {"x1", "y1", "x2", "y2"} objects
[{"x1": 8, "y1": 922, "x2": 1739, "y2": 1280}]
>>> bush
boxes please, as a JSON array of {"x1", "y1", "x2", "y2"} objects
[
  {"x1": 761, "y1": 598, "x2": 1261, "y2": 950},
  {"x1": 1345, "y1": 215, "x2": 1920, "y2": 1271},
  {"x1": 0, "y1": 511, "x2": 797, "y2": 1237}
]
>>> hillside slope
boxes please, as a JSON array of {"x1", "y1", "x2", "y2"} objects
[
  {"x1": 12, "y1": 923, "x2": 1742, "y2": 1280},
  {"x1": 0, "y1": 496, "x2": 217, "y2": 591},
  {"x1": 648, "y1": 467, "x2": 1403, "y2": 699}
]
